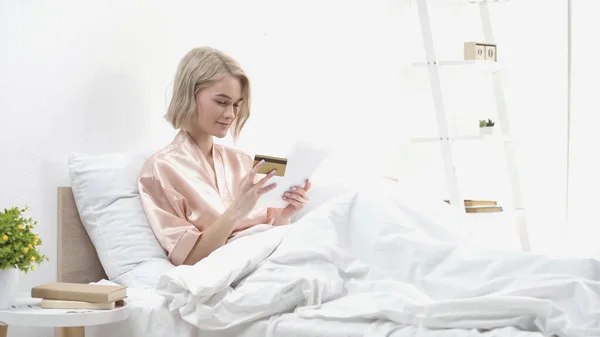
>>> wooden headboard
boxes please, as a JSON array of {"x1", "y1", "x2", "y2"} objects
[{"x1": 57, "y1": 187, "x2": 107, "y2": 283}]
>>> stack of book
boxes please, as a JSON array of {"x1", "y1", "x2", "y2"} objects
[
  {"x1": 444, "y1": 199, "x2": 503, "y2": 213},
  {"x1": 31, "y1": 282, "x2": 127, "y2": 310}
]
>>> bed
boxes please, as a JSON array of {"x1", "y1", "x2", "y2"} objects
[
  {"x1": 59, "y1": 186, "x2": 401, "y2": 337},
  {"x1": 56, "y1": 187, "x2": 469, "y2": 337},
  {"x1": 60, "y1": 151, "x2": 600, "y2": 337}
]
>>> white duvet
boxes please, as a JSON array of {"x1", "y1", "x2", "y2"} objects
[{"x1": 156, "y1": 182, "x2": 600, "y2": 337}]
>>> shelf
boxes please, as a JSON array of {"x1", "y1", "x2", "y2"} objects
[
  {"x1": 410, "y1": 60, "x2": 502, "y2": 72},
  {"x1": 443, "y1": 200, "x2": 524, "y2": 216},
  {"x1": 461, "y1": 206, "x2": 524, "y2": 215},
  {"x1": 411, "y1": 135, "x2": 511, "y2": 144}
]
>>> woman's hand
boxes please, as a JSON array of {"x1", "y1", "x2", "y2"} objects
[
  {"x1": 273, "y1": 179, "x2": 311, "y2": 225},
  {"x1": 228, "y1": 160, "x2": 277, "y2": 219},
  {"x1": 184, "y1": 160, "x2": 276, "y2": 266}
]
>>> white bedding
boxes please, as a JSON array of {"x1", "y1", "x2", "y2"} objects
[
  {"x1": 155, "y1": 181, "x2": 600, "y2": 337},
  {"x1": 85, "y1": 282, "x2": 544, "y2": 337},
  {"x1": 85, "y1": 285, "x2": 198, "y2": 337},
  {"x1": 85, "y1": 281, "x2": 379, "y2": 337}
]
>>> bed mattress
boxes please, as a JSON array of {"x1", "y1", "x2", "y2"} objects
[{"x1": 85, "y1": 283, "x2": 543, "y2": 337}]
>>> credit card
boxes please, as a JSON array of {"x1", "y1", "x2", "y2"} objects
[{"x1": 253, "y1": 154, "x2": 287, "y2": 177}]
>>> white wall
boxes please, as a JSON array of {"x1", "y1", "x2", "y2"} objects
[
  {"x1": 492, "y1": 0, "x2": 569, "y2": 253},
  {"x1": 0, "y1": 2, "x2": 178, "y2": 335},
  {"x1": 506, "y1": 0, "x2": 569, "y2": 254},
  {"x1": 566, "y1": 0, "x2": 600, "y2": 256},
  {"x1": 0, "y1": 0, "x2": 173, "y2": 288},
  {"x1": 0, "y1": 0, "x2": 570, "y2": 335}
]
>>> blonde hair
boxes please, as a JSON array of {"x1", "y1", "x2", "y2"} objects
[{"x1": 165, "y1": 47, "x2": 251, "y2": 141}]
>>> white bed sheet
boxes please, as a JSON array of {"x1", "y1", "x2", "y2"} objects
[
  {"x1": 269, "y1": 315, "x2": 545, "y2": 337},
  {"x1": 85, "y1": 284, "x2": 198, "y2": 337},
  {"x1": 85, "y1": 283, "x2": 545, "y2": 337},
  {"x1": 85, "y1": 283, "x2": 366, "y2": 337}
]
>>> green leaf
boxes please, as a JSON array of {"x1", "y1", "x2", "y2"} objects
[{"x1": 0, "y1": 206, "x2": 49, "y2": 272}]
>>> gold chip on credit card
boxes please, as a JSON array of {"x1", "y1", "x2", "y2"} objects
[{"x1": 253, "y1": 154, "x2": 287, "y2": 177}]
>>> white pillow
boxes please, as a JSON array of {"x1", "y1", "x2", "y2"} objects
[{"x1": 68, "y1": 152, "x2": 174, "y2": 287}]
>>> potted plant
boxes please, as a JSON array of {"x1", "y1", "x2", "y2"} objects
[
  {"x1": 479, "y1": 118, "x2": 495, "y2": 135},
  {"x1": 0, "y1": 207, "x2": 49, "y2": 309}
]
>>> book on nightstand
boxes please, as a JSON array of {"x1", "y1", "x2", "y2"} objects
[
  {"x1": 31, "y1": 282, "x2": 127, "y2": 304},
  {"x1": 40, "y1": 299, "x2": 125, "y2": 310}
]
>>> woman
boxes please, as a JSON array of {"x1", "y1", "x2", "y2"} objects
[{"x1": 138, "y1": 47, "x2": 311, "y2": 266}]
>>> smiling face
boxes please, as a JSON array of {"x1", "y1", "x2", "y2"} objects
[
  {"x1": 191, "y1": 75, "x2": 243, "y2": 139},
  {"x1": 165, "y1": 47, "x2": 252, "y2": 141}
]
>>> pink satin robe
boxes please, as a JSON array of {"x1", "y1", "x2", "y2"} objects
[{"x1": 138, "y1": 130, "x2": 276, "y2": 265}]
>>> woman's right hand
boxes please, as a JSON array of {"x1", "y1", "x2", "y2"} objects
[{"x1": 228, "y1": 160, "x2": 277, "y2": 219}]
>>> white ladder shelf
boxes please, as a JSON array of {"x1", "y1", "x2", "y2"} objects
[{"x1": 413, "y1": 0, "x2": 530, "y2": 252}]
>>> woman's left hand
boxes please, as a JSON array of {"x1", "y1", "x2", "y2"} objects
[{"x1": 273, "y1": 179, "x2": 311, "y2": 225}]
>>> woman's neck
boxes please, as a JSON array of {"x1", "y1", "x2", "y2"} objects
[{"x1": 188, "y1": 129, "x2": 213, "y2": 160}]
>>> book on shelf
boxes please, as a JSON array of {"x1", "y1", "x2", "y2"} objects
[
  {"x1": 465, "y1": 205, "x2": 503, "y2": 213},
  {"x1": 31, "y1": 282, "x2": 127, "y2": 304},
  {"x1": 443, "y1": 199, "x2": 498, "y2": 207},
  {"x1": 443, "y1": 199, "x2": 503, "y2": 213},
  {"x1": 40, "y1": 299, "x2": 125, "y2": 310}
]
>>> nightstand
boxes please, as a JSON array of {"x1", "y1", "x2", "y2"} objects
[{"x1": 0, "y1": 292, "x2": 129, "y2": 337}]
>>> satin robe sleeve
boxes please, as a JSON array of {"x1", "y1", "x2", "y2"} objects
[{"x1": 138, "y1": 175, "x2": 201, "y2": 266}]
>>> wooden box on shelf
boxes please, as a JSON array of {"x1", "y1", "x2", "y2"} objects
[{"x1": 464, "y1": 42, "x2": 497, "y2": 62}]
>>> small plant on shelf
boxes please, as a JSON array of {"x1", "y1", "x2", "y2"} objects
[
  {"x1": 479, "y1": 118, "x2": 495, "y2": 135},
  {"x1": 479, "y1": 118, "x2": 495, "y2": 127}
]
